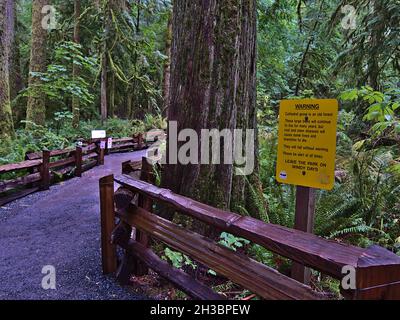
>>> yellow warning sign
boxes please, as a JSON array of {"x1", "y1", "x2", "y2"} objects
[{"x1": 276, "y1": 99, "x2": 339, "y2": 190}]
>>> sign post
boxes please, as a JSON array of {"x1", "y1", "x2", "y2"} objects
[
  {"x1": 292, "y1": 186, "x2": 316, "y2": 284},
  {"x1": 276, "y1": 99, "x2": 339, "y2": 284}
]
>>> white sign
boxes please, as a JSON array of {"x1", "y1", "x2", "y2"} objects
[
  {"x1": 91, "y1": 130, "x2": 106, "y2": 139},
  {"x1": 107, "y1": 138, "x2": 113, "y2": 149},
  {"x1": 100, "y1": 141, "x2": 106, "y2": 150}
]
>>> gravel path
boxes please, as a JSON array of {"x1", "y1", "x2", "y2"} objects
[{"x1": 0, "y1": 151, "x2": 148, "y2": 300}]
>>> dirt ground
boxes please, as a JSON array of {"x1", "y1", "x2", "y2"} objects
[{"x1": 0, "y1": 150, "x2": 148, "y2": 300}]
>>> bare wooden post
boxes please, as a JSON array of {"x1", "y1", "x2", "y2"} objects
[
  {"x1": 40, "y1": 150, "x2": 51, "y2": 190},
  {"x1": 291, "y1": 186, "x2": 316, "y2": 284},
  {"x1": 137, "y1": 133, "x2": 144, "y2": 149},
  {"x1": 75, "y1": 146, "x2": 83, "y2": 177},
  {"x1": 97, "y1": 139, "x2": 105, "y2": 166},
  {"x1": 121, "y1": 160, "x2": 131, "y2": 175},
  {"x1": 99, "y1": 147, "x2": 105, "y2": 165},
  {"x1": 99, "y1": 175, "x2": 118, "y2": 274}
]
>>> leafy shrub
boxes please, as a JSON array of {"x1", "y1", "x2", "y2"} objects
[{"x1": 162, "y1": 248, "x2": 197, "y2": 270}]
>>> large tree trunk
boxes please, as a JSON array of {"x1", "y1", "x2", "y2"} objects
[
  {"x1": 367, "y1": 0, "x2": 383, "y2": 90},
  {"x1": 10, "y1": 1, "x2": 24, "y2": 126},
  {"x1": 0, "y1": 0, "x2": 15, "y2": 139},
  {"x1": 100, "y1": 1, "x2": 109, "y2": 123},
  {"x1": 109, "y1": 73, "x2": 115, "y2": 118},
  {"x1": 26, "y1": 0, "x2": 48, "y2": 129},
  {"x1": 10, "y1": 0, "x2": 22, "y2": 101},
  {"x1": 161, "y1": 13, "x2": 172, "y2": 117},
  {"x1": 72, "y1": 0, "x2": 81, "y2": 128},
  {"x1": 126, "y1": 89, "x2": 133, "y2": 119},
  {"x1": 100, "y1": 54, "x2": 108, "y2": 123},
  {"x1": 162, "y1": 0, "x2": 266, "y2": 226}
]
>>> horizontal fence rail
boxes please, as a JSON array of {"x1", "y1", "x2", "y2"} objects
[{"x1": 100, "y1": 158, "x2": 400, "y2": 300}]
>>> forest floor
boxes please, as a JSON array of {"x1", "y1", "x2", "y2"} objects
[{"x1": 0, "y1": 150, "x2": 148, "y2": 300}]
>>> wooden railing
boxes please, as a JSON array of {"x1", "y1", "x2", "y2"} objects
[
  {"x1": 107, "y1": 134, "x2": 146, "y2": 154},
  {"x1": 0, "y1": 134, "x2": 148, "y2": 206},
  {"x1": 100, "y1": 157, "x2": 400, "y2": 300}
]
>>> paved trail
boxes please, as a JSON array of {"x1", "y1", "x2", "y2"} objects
[{"x1": 0, "y1": 151, "x2": 148, "y2": 300}]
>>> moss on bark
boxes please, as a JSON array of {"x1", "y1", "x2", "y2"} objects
[
  {"x1": 0, "y1": 0, "x2": 15, "y2": 139},
  {"x1": 26, "y1": 0, "x2": 49, "y2": 129}
]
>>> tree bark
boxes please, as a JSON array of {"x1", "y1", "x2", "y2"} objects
[
  {"x1": 367, "y1": 0, "x2": 383, "y2": 90},
  {"x1": 72, "y1": 0, "x2": 81, "y2": 128},
  {"x1": 26, "y1": 0, "x2": 48, "y2": 129},
  {"x1": 126, "y1": 90, "x2": 133, "y2": 119},
  {"x1": 109, "y1": 73, "x2": 115, "y2": 118},
  {"x1": 101, "y1": 53, "x2": 108, "y2": 123},
  {"x1": 100, "y1": 1, "x2": 109, "y2": 123},
  {"x1": 162, "y1": 0, "x2": 266, "y2": 225},
  {"x1": 10, "y1": 1, "x2": 24, "y2": 127},
  {"x1": 10, "y1": 0, "x2": 22, "y2": 102},
  {"x1": 0, "y1": 0, "x2": 15, "y2": 139},
  {"x1": 161, "y1": 13, "x2": 172, "y2": 117}
]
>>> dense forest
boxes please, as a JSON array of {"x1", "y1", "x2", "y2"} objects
[{"x1": 0, "y1": 0, "x2": 399, "y2": 299}]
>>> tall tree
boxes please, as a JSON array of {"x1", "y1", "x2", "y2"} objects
[
  {"x1": 161, "y1": 13, "x2": 172, "y2": 116},
  {"x1": 10, "y1": 0, "x2": 23, "y2": 103},
  {"x1": 26, "y1": 0, "x2": 49, "y2": 129},
  {"x1": 72, "y1": 0, "x2": 81, "y2": 128},
  {"x1": 100, "y1": 0, "x2": 110, "y2": 122},
  {"x1": 0, "y1": 0, "x2": 15, "y2": 139},
  {"x1": 162, "y1": 0, "x2": 266, "y2": 225}
]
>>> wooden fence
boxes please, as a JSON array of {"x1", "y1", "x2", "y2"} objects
[
  {"x1": 100, "y1": 157, "x2": 400, "y2": 300},
  {"x1": 0, "y1": 134, "x2": 147, "y2": 206}
]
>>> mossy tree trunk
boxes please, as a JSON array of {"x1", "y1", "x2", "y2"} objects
[
  {"x1": 162, "y1": 0, "x2": 267, "y2": 225},
  {"x1": 72, "y1": 0, "x2": 81, "y2": 128},
  {"x1": 161, "y1": 13, "x2": 172, "y2": 117},
  {"x1": 0, "y1": 0, "x2": 15, "y2": 139},
  {"x1": 100, "y1": 1, "x2": 109, "y2": 123},
  {"x1": 108, "y1": 73, "x2": 115, "y2": 118},
  {"x1": 26, "y1": 0, "x2": 49, "y2": 129},
  {"x1": 10, "y1": 0, "x2": 23, "y2": 102},
  {"x1": 126, "y1": 90, "x2": 133, "y2": 119}
]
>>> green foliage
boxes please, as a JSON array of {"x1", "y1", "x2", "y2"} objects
[
  {"x1": 143, "y1": 114, "x2": 167, "y2": 130},
  {"x1": 162, "y1": 248, "x2": 196, "y2": 270},
  {"x1": 0, "y1": 122, "x2": 71, "y2": 172},
  {"x1": 218, "y1": 232, "x2": 250, "y2": 252},
  {"x1": 340, "y1": 86, "x2": 400, "y2": 137},
  {"x1": 22, "y1": 41, "x2": 97, "y2": 108}
]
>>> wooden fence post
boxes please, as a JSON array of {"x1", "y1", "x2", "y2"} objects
[
  {"x1": 105, "y1": 137, "x2": 110, "y2": 155},
  {"x1": 137, "y1": 133, "x2": 144, "y2": 149},
  {"x1": 99, "y1": 175, "x2": 118, "y2": 275},
  {"x1": 133, "y1": 157, "x2": 155, "y2": 276},
  {"x1": 75, "y1": 147, "x2": 83, "y2": 177},
  {"x1": 353, "y1": 246, "x2": 400, "y2": 300},
  {"x1": 97, "y1": 139, "x2": 105, "y2": 166},
  {"x1": 40, "y1": 150, "x2": 51, "y2": 190},
  {"x1": 291, "y1": 186, "x2": 316, "y2": 285}
]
